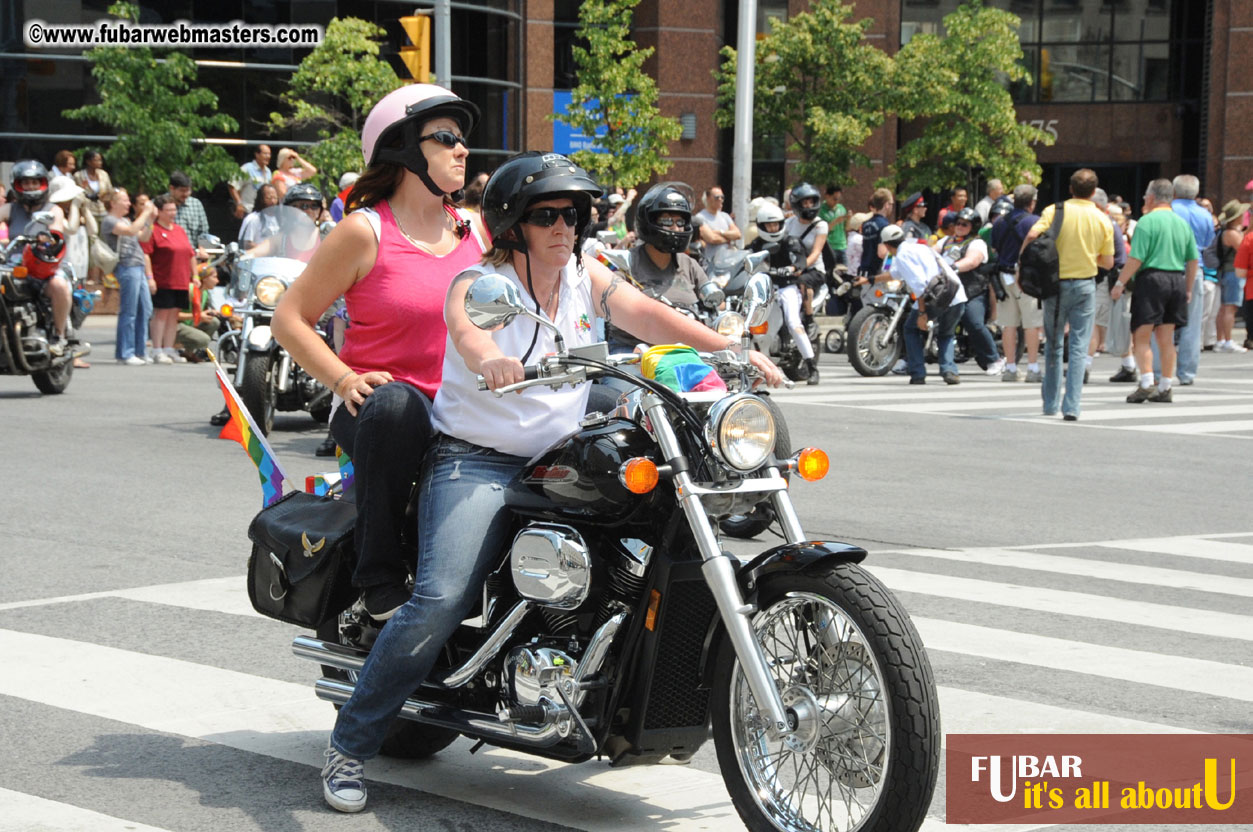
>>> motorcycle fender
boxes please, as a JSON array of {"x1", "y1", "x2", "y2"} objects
[
  {"x1": 246, "y1": 324, "x2": 275, "y2": 351},
  {"x1": 698, "y1": 541, "x2": 869, "y2": 689}
]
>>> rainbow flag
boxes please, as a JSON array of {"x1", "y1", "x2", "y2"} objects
[
  {"x1": 641, "y1": 345, "x2": 727, "y2": 393},
  {"x1": 335, "y1": 444, "x2": 354, "y2": 492},
  {"x1": 210, "y1": 355, "x2": 289, "y2": 507}
]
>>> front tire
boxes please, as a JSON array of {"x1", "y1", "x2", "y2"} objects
[
  {"x1": 239, "y1": 355, "x2": 276, "y2": 436},
  {"x1": 846, "y1": 307, "x2": 902, "y2": 377},
  {"x1": 32, "y1": 360, "x2": 73, "y2": 394},
  {"x1": 711, "y1": 566, "x2": 939, "y2": 832}
]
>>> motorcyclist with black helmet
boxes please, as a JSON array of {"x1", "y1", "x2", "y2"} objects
[
  {"x1": 316, "y1": 151, "x2": 783, "y2": 813},
  {"x1": 939, "y1": 206, "x2": 1002, "y2": 374},
  {"x1": 605, "y1": 182, "x2": 711, "y2": 352},
  {"x1": 1, "y1": 160, "x2": 73, "y2": 354},
  {"x1": 781, "y1": 182, "x2": 827, "y2": 382}
]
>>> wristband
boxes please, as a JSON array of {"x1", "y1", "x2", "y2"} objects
[{"x1": 332, "y1": 370, "x2": 353, "y2": 395}]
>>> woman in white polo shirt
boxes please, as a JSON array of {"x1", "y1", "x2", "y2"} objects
[{"x1": 321, "y1": 151, "x2": 782, "y2": 811}]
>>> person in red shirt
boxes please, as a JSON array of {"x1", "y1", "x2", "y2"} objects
[
  {"x1": 1233, "y1": 229, "x2": 1253, "y2": 349},
  {"x1": 141, "y1": 194, "x2": 196, "y2": 364},
  {"x1": 938, "y1": 186, "x2": 970, "y2": 229}
]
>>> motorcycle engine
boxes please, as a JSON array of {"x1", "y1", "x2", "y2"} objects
[
  {"x1": 505, "y1": 645, "x2": 578, "y2": 708},
  {"x1": 510, "y1": 524, "x2": 591, "y2": 610}
]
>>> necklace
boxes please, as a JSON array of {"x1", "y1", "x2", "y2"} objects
[
  {"x1": 541, "y1": 276, "x2": 561, "y2": 320},
  {"x1": 394, "y1": 205, "x2": 452, "y2": 253}
]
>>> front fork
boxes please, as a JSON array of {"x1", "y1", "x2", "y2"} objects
[
  {"x1": 643, "y1": 394, "x2": 799, "y2": 739},
  {"x1": 881, "y1": 298, "x2": 908, "y2": 349}
]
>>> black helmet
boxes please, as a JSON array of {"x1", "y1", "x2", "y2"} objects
[
  {"x1": 636, "y1": 182, "x2": 693, "y2": 254},
  {"x1": 10, "y1": 160, "x2": 50, "y2": 207},
  {"x1": 481, "y1": 151, "x2": 603, "y2": 252},
  {"x1": 282, "y1": 182, "x2": 324, "y2": 207},
  {"x1": 789, "y1": 182, "x2": 821, "y2": 221},
  {"x1": 954, "y1": 206, "x2": 982, "y2": 233},
  {"x1": 989, "y1": 196, "x2": 1014, "y2": 221}
]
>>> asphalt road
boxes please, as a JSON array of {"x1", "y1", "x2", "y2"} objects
[{"x1": 2, "y1": 315, "x2": 1249, "y2": 832}]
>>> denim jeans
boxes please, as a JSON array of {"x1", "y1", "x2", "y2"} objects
[
  {"x1": 903, "y1": 301, "x2": 964, "y2": 380},
  {"x1": 330, "y1": 381, "x2": 437, "y2": 590},
  {"x1": 960, "y1": 293, "x2": 1000, "y2": 369},
  {"x1": 1150, "y1": 280, "x2": 1205, "y2": 381},
  {"x1": 114, "y1": 264, "x2": 151, "y2": 360},
  {"x1": 1041, "y1": 278, "x2": 1096, "y2": 416},
  {"x1": 331, "y1": 436, "x2": 526, "y2": 760}
]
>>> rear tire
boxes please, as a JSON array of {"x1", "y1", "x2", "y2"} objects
[
  {"x1": 710, "y1": 566, "x2": 940, "y2": 832},
  {"x1": 315, "y1": 617, "x2": 461, "y2": 759},
  {"x1": 239, "y1": 355, "x2": 276, "y2": 436},
  {"x1": 823, "y1": 327, "x2": 845, "y2": 354},
  {"x1": 846, "y1": 307, "x2": 902, "y2": 377},
  {"x1": 32, "y1": 360, "x2": 73, "y2": 394}
]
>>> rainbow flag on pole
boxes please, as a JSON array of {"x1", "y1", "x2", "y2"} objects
[{"x1": 210, "y1": 354, "x2": 289, "y2": 507}]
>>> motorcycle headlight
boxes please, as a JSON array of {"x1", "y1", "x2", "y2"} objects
[
  {"x1": 704, "y1": 394, "x2": 776, "y2": 472},
  {"x1": 712, "y1": 271, "x2": 731, "y2": 287},
  {"x1": 253, "y1": 276, "x2": 287, "y2": 309},
  {"x1": 714, "y1": 311, "x2": 746, "y2": 339},
  {"x1": 885, "y1": 279, "x2": 903, "y2": 293}
]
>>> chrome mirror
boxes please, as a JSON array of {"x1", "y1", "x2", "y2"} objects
[
  {"x1": 742, "y1": 273, "x2": 774, "y2": 327},
  {"x1": 698, "y1": 280, "x2": 725, "y2": 310},
  {"x1": 30, "y1": 210, "x2": 56, "y2": 227},
  {"x1": 747, "y1": 250, "x2": 771, "y2": 274},
  {"x1": 319, "y1": 221, "x2": 336, "y2": 239},
  {"x1": 465, "y1": 274, "x2": 527, "y2": 331},
  {"x1": 197, "y1": 233, "x2": 222, "y2": 249}
]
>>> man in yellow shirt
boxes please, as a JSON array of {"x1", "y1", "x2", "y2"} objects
[{"x1": 1022, "y1": 169, "x2": 1115, "y2": 421}]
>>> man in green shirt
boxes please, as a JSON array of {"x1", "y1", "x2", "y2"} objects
[
  {"x1": 819, "y1": 184, "x2": 848, "y2": 265},
  {"x1": 1110, "y1": 178, "x2": 1199, "y2": 403}
]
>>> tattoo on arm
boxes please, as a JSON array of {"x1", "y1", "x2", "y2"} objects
[{"x1": 599, "y1": 275, "x2": 626, "y2": 326}]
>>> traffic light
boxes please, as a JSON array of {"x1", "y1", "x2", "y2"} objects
[{"x1": 399, "y1": 15, "x2": 430, "y2": 83}]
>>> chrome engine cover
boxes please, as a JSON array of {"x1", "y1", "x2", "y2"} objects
[
  {"x1": 506, "y1": 645, "x2": 577, "y2": 707},
  {"x1": 510, "y1": 524, "x2": 591, "y2": 610}
]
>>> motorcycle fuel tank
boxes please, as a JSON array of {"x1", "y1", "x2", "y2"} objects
[{"x1": 505, "y1": 418, "x2": 658, "y2": 524}]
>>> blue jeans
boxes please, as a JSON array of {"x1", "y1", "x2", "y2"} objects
[
  {"x1": 1041, "y1": 278, "x2": 1096, "y2": 416},
  {"x1": 331, "y1": 436, "x2": 526, "y2": 760},
  {"x1": 904, "y1": 302, "x2": 964, "y2": 379},
  {"x1": 1151, "y1": 280, "x2": 1205, "y2": 381},
  {"x1": 114, "y1": 265, "x2": 151, "y2": 360},
  {"x1": 330, "y1": 382, "x2": 436, "y2": 591},
  {"x1": 960, "y1": 293, "x2": 1000, "y2": 369}
]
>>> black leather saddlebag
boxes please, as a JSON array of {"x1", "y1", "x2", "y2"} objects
[{"x1": 246, "y1": 491, "x2": 357, "y2": 627}]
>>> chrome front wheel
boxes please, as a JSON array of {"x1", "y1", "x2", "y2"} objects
[{"x1": 711, "y1": 568, "x2": 939, "y2": 832}]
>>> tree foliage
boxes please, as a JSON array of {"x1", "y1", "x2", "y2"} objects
[
  {"x1": 892, "y1": 0, "x2": 1052, "y2": 193},
  {"x1": 714, "y1": 0, "x2": 894, "y2": 188},
  {"x1": 268, "y1": 17, "x2": 402, "y2": 191},
  {"x1": 62, "y1": 1, "x2": 239, "y2": 194},
  {"x1": 550, "y1": 0, "x2": 682, "y2": 190}
]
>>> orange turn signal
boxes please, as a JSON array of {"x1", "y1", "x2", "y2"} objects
[
  {"x1": 12, "y1": 265, "x2": 27, "y2": 278},
  {"x1": 874, "y1": 289, "x2": 884, "y2": 298},
  {"x1": 220, "y1": 304, "x2": 233, "y2": 317},
  {"x1": 619, "y1": 457, "x2": 659, "y2": 494},
  {"x1": 645, "y1": 589, "x2": 662, "y2": 631},
  {"x1": 795, "y1": 447, "x2": 829, "y2": 482},
  {"x1": 749, "y1": 322, "x2": 769, "y2": 335}
]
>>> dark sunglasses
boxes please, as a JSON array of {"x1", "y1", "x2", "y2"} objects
[
  {"x1": 420, "y1": 130, "x2": 467, "y2": 149},
  {"x1": 709, "y1": 193, "x2": 725, "y2": 201},
  {"x1": 655, "y1": 216, "x2": 689, "y2": 229},
  {"x1": 292, "y1": 202, "x2": 321, "y2": 213},
  {"x1": 521, "y1": 206, "x2": 580, "y2": 228}
]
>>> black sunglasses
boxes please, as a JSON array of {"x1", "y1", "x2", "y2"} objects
[
  {"x1": 521, "y1": 206, "x2": 580, "y2": 228},
  {"x1": 292, "y1": 202, "x2": 321, "y2": 213},
  {"x1": 419, "y1": 130, "x2": 467, "y2": 149},
  {"x1": 655, "y1": 216, "x2": 689, "y2": 229}
]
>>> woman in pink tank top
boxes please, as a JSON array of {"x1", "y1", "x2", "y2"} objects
[{"x1": 273, "y1": 85, "x2": 486, "y2": 624}]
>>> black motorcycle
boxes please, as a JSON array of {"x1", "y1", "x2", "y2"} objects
[
  {"x1": 294, "y1": 274, "x2": 940, "y2": 832},
  {"x1": 0, "y1": 216, "x2": 88, "y2": 394}
]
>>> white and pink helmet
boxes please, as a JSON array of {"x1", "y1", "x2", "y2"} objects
[{"x1": 360, "y1": 83, "x2": 480, "y2": 197}]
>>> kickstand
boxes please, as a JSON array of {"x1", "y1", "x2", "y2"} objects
[{"x1": 468, "y1": 739, "x2": 486, "y2": 755}]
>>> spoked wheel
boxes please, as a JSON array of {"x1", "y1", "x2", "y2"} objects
[
  {"x1": 845, "y1": 308, "x2": 901, "y2": 377},
  {"x1": 711, "y1": 568, "x2": 939, "y2": 832},
  {"x1": 823, "y1": 328, "x2": 845, "y2": 354}
]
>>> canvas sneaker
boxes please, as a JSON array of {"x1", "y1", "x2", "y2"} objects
[
  {"x1": 154, "y1": 352, "x2": 174, "y2": 365},
  {"x1": 985, "y1": 358, "x2": 1006, "y2": 376},
  {"x1": 1025, "y1": 369, "x2": 1043, "y2": 383},
  {"x1": 322, "y1": 744, "x2": 366, "y2": 813},
  {"x1": 119, "y1": 356, "x2": 146, "y2": 367}
]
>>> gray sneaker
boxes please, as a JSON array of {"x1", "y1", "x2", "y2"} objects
[
  {"x1": 1001, "y1": 368, "x2": 1021, "y2": 382},
  {"x1": 1025, "y1": 369, "x2": 1043, "y2": 383},
  {"x1": 322, "y1": 743, "x2": 367, "y2": 813}
]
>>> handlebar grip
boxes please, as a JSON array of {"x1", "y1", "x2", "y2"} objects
[{"x1": 476, "y1": 363, "x2": 542, "y2": 391}]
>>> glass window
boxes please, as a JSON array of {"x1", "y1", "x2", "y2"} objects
[
  {"x1": 1039, "y1": 0, "x2": 1111, "y2": 43},
  {"x1": 1111, "y1": 0, "x2": 1171, "y2": 41},
  {"x1": 900, "y1": 0, "x2": 963, "y2": 44},
  {"x1": 1040, "y1": 43, "x2": 1110, "y2": 102},
  {"x1": 1111, "y1": 42, "x2": 1170, "y2": 100},
  {"x1": 988, "y1": 0, "x2": 1041, "y2": 43},
  {"x1": 757, "y1": 1, "x2": 788, "y2": 34}
]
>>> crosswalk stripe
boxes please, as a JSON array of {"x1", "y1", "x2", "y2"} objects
[
  {"x1": 914, "y1": 617, "x2": 1253, "y2": 702},
  {"x1": 0, "y1": 576, "x2": 258, "y2": 617},
  {"x1": 868, "y1": 565, "x2": 1253, "y2": 642},
  {"x1": 880, "y1": 547, "x2": 1253, "y2": 598},
  {"x1": 1022, "y1": 403, "x2": 1253, "y2": 422},
  {"x1": 1118, "y1": 419, "x2": 1253, "y2": 435},
  {"x1": 1094, "y1": 536, "x2": 1253, "y2": 565},
  {"x1": 0, "y1": 788, "x2": 175, "y2": 832}
]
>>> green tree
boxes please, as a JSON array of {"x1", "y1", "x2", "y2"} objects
[
  {"x1": 892, "y1": 0, "x2": 1052, "y2": 193},
  {"x1": 714, "y1": 0, "x2": 894, "y2": 188},
  {"x1": 62, "y1": 1, "x2": 239, "y2": 194},
  {"x1": 551, "y1": 0, "x2": 682, "y2": 189},
  {"x1": 268, "y1": 17, "x2": 403, "y2": 191}
]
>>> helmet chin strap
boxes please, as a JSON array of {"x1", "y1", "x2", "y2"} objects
[{"x1": 374, "y1": 119, "x2": 455, "y2": 199}]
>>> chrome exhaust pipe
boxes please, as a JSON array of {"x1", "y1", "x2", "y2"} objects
[{"x1": 292, "y1": 634, "x2": 366, "y2": 673}]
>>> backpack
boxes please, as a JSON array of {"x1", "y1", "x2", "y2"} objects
[
  {"x1": 1018, "y1": 203, "x2": 1064, "y2": 300},
  {"x1": 920, "y1": 248, "x2": 961, "y2": 311}
]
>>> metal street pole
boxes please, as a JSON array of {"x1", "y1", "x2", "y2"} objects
[
  {"x1": 434, "y1": 0, "x2": 452, "y2": 87},
  {"x1": 731, "y1": 0, "x2": 757, "y2": 248}
]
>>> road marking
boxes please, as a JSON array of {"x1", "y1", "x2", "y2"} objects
[
  {"x1": 0, "y1": 576, "x2": 260, "y2": 617},
  {"x1": 914, "y1": 617, "x2": 1253, "y2": 702},
  {"x1": 1026, "y1": 403, "x2": 1253, "y2": 422},
  {"x1": 0, "y1": 788, "x2": 175, "y2": 832},
  {"x1": 1093, "y1": 536, "x2": 1253, "y2": 565},
  {"x1": 880, "y1": 547, "x2": 1253, "y2": 598},
  {"x1": 1116, "y1": 419, "x2": 1253, "y2": 435},
  {"x1": 867, "y1": 565, "x2": 1253, "y2": 641}
]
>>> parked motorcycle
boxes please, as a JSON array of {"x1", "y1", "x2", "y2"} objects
[
  {"x1": 0, "y1": 215, "x2": 90, "y2": 393},
  {"x1": 294, "y1": 274, "x2": 940, "y2": 832},
  {"x1": 846, "y1": 281, "x2": 910, "y2": 377},
  {"x1": 232, "y1": 207, "x2": 335, "y2": 435}
]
